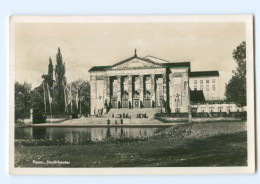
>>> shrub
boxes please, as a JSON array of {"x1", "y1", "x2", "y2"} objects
[{"x1": 33, "y1": 113, "x2": 46, "y2": 124}]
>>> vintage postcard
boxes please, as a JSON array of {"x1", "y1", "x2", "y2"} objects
[{"x1": 9, "y1": 15, "x2": 255, "y2": 175}]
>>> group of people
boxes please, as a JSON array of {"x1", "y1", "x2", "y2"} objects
[
  {"x1": 136, "y1": 113, "x2": 149, "y2": 118},
  {"x1": 111, "y1": 113, "x2": 131, "y2": 119},
  {"x1": 111, "y1": 113, "x2": 149, "y2": 119},
  {"x1": 107, "y1": 118, "x2": 123, "y2": 125}
]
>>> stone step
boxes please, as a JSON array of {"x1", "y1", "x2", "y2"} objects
[{"x1": 105, "y1": 108, "x2": 164, "y2": 119}]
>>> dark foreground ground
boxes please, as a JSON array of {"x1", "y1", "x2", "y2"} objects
[{"x1": 15, "y1": 128, "x2": 247, "y2": 167}]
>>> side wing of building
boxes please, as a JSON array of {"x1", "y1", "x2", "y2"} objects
[{"x1": 189, "y1": 71, "x2": 220, "y2": 101}]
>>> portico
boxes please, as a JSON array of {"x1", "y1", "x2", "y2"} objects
[{"x1": 106, "y1": 74, "x2": 166, "y2": 109}]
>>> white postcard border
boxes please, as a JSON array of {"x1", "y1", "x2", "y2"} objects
[{"x1": 9, "y1": 15, "x2": 255, "y2": 175}]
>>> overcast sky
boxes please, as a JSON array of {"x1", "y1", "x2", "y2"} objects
[{"x1": 14, "y1": 22, "x2": 245, "y2": 97}]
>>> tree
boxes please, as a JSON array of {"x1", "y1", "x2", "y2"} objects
[
  {"x1": 30, "y1": 86, "x2": 45, "y2": 114},
  {"x1": 54, "y1": 47, "x2": 67, "y2": 113},
  {"x1": 78, "y1": 80, "x2": 90, "y2": 115},
  {"x1": 68, "y1": 79, "x2": 90, "y2": 116},
  {"x1": 15, "y1": 81, "x2": 32, "y2": 120},
  {"x1": 225, "y1": 41, "x2": 246, "y2": 107},
  {"x1": 30, "y1": 86, "x2": 47, "y2": 124},
  {"x1": 15, "y1": 81, "x2": 47, "y2": 122},
  {"x1": 40, "y1": 57, "x2": 55, "y2": 114},
  {"x1": 48, "y1": 57, "x2": 54, "y2": 88}
]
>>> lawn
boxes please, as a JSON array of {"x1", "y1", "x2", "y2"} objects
[{"x1": 15, "y1": 131, "x2": 247, "y2": 167}]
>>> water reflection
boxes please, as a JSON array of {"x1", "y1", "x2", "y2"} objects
[{"x1": 15, "y1": 127, "x2": 165, "y2": 142}]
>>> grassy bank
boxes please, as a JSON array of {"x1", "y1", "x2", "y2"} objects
[{"x1": 15, "y1": 131, "x2": 247, "y2": 167}]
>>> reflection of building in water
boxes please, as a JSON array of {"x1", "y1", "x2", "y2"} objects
[
  {"x1": 15, "y1": 127, "x2": 163, "y2": 142},
  {"x1": 89, "y1": 51, "x2": 242, "y2": 115},
  {"x1": 46, "y1": 127, "x2": 162, "y2": 141}
]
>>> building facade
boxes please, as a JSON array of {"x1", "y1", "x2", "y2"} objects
[
  {"x1": 189, "y1": 71, "x2": 220, "y2": 100},
  {"x1": 88, "y1": 51, "x2": 238, "y2": 116},
  {"x1": 191, "y1": 101, "x2": 243, "y2": 113}
]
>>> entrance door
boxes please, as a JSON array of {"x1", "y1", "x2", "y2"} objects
[
  {"x1": 111, "y1": 100, "x2": 117, "y2": 108},
  {"x1": 145, "y1": 99, "x2": 151, "y2": 108},
  {"x1": 134, "y1": 99, "x2": 139, "y2": 108},
  {"x1": 122, "y1": 99, "x2": 128, "y2": 108}
]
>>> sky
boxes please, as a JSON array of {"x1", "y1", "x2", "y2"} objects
[{"x1": 14, "y1": 22, "x2": 245, "y2": 97}]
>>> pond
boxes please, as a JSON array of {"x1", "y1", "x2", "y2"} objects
[{"x1": 15, "y1": 127, "x2": 165, "y2": 142}]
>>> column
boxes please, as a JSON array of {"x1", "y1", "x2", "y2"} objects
[
  {"x1": 105, "y1": 76, "x2": 110, "y2": 108},
  {"x1": 169, "y1": 73, "x2": 174, "y2": 112},
  {"x1": 163, "y1": 74, "x2": 167, "y2": 112},
  {"x1": 139, "y1": 75, "x2": 144, "y2": 108},
  {"x1": 151, "y1": 74, "x2": 156, "y2": 108},
  {"x1": 117, "y1": 76, "x2": 122, "y2": 108},
  {"x1": 182, "y1": 72, "x2": 190, "y2": 112},
  {"x1": 162, "y1": 74, "x2": 167, "y2": 102},
  {"x1": 90, "y1": 75, "x2": 97, "y2": 115},
  {"x1": 128, "y1": 75, "x2": 133, "y2": 108}
]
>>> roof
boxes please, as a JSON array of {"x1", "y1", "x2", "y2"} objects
[
  {"x1": 111, "y1": 56, "x2": 163, "y2": 68},
  {"x1": 89, "y1": 55, "x2": 190, "y2": 72},
  {"x1": 144, "y1": 55, "x2": 171, "y2": 63},
  {"x1": 88, "y1": 66, "x2": 111, "y2": 72},
  {"x1": 162, "y1": 62, "x2": 190, "y2": 68},
  {"x1": 190, "y1": 90, "x2": 206, "y2": 102},
  {"x1": 189, "y1": 71, "x2": 219, "y2": 77}
]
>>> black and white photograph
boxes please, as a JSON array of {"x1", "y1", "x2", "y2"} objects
[{"x1": 9, "y1": 15, "x2": 255, "y2": 175}]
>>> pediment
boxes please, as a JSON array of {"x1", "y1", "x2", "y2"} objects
[{"x1": 109, "y1": 57, "x2": 162, "y2": 70}]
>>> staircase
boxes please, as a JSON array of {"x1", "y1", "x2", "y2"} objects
[{"x1": 104, "y1": 108, "x2": 164, "y2": 119}]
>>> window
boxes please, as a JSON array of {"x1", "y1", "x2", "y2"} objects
[
  {"x1": 218, "y1": 107, "x2": 223, "y2": 112},
  {"x1": 194, "y1": 80, "x2": 197, "y2": 84},
  {"x1": 212, "y1": 85, "x2": 216, "y2": 91},
  {"x1": 206, "y1": 85, "x2": 209, "y2": 91},
  {"x1": 209, "y1": 107, "x2": 214, "y2": 112},
  {"x1": 227, "y1": 106, "x2": 232, "y2": 113},
  {"x1": 201, "y1": 107, "x2": 205, "y2": 112},
  {"x1": 200, "y1": 85, "x2": 203, "y2": 90},
  {"x1": 200, "y1": 80, "x2": 203, "y2": 84},
  {"x1": 194, "y1": 85, "x2": 197, "y2": 90},
  {"x1": 206, "y1": 80, "x2": 209, "y2": 84},
  {"x1": 212, "y1": 79, "x2": 215, "y2": 83}
]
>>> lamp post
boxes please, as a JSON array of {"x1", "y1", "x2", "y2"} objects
[{"x1": 30, "y1": 108, "x2": 33, "y2": 124}]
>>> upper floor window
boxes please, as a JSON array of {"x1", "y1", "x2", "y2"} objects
[
  {"x1": 218, "y1": 107, "x2": 223, "y2": 112},
  {"x1": 200, "y1": 85, "x2": 203, "y2": 90},
  {"x1": 212, "y1": 85, "x2": 216, "y2": 91},
  {"x1": 200, "y1": 80, "x2": 203, "y2": 84},
  {"x1": 206, "y1": 80, "x2": 209, "y2": 84},
  {"x1": 194, "y1": 80, "x2": 197, "y2": 84},
  {"x1": 206, "y1": 85, "x2": 209, "y2": 91},
  {"x1": 194, "y1": 85, "x2": 197, "y2": 90},
  {"x1": 212, "y1": 79, "x2": 215, "y2": 83},
  {"x1": 227, "y1": 106, "x2": 232, "y2": 112},
  {"x1": 209, "y1": 107, "x2": 214, "y2": 112}
]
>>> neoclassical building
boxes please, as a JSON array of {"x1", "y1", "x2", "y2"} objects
[{"x1": 89, "y1": 50, "x2": 220, "y2": 116}]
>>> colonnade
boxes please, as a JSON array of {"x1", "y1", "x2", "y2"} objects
[{"x1": 105, "y1": 74, "x2": 167, "y2": 108}]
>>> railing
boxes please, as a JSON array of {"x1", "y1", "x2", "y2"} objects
[
  {"x1": 191, "y1": 112, "x2": 247, "y2": 119},
  {"x1": 155, "y1": 112, "x2": 247, "y2": 119},
  {"x1": 45, "y1": 114, "x2": 72, "y2": 119},
  {"x1": 155, "y1": 113, "x2": 189, "y2": 118}
]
